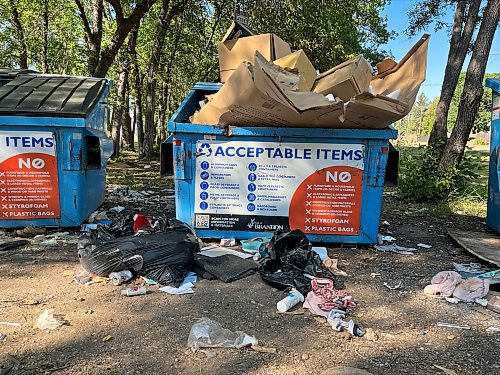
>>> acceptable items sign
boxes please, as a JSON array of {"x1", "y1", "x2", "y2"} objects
[
  {"x1": 194, "y1": 141, "x2": 364, "y2": 235},
  {"x1": 0, "y1": 131, "x2": 60, "y2": 219}
]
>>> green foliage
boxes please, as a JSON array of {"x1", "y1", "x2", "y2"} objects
[
  {"x1": 447, "y1": 72, "x2": 500, "y2": 132},
  {"x1": 397, "y1": 145, "x2": 481, "y2": 202},
  {"x1": 245, "y1": 0, "x2": 395, "y2": 70}
]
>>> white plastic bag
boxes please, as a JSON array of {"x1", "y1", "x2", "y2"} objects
[
  {"x1": 187, "y1": 317, "x2": 258, "y2": 349},
  {"x1": 35, "y1": 309, "x2": 66, "y2": 330}
]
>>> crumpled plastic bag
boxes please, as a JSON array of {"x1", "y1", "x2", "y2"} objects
[
  {"x1": 258, "y1": 229, "x2": 335, "y2": 295},
  {"x1": 35, "y1": 309, "x2": 67, "y2": 330},
  {"x1": 187, "y1": 317, "x2": 258, "y2": 349}
]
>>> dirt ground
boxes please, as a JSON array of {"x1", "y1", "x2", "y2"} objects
[{"x1": 1, "y1": 159, "x2": 499, "y2": 375}]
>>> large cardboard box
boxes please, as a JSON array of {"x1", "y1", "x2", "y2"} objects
[
  {"x1": 218, "y1": 33, "x2": 291, "y2": 83},
  {"x1": 343, "y1": 34, "x2": 430, "y2": 129},
  {"x1": 273, "y1": 50, "x2": 317, "y2": 91},
  {"x1": 193, "y1": 52, "x2": 344, "y2": 128},
  {"x1": 313, "y1": 55, "x2": 373, "y2": 101}
]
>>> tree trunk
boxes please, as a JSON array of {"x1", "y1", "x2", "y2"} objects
[
  {"x1": 438, "y1": 0, "x2": 500, "y2": 170},
  {"x1": 75, "y1": 0, "x2": 103, "y2": 76},
  {"x1": 428, "y1": 0, "x2": 480, "y2": 147},
  {"x1": 144, "y1": 72, "x2": 156, "y2": 159},
  {"x1": 111, "y1": 51, "x2": 131, "y2": 158},
  {"x1": 129, "y1": 26, "x2": 144, "y2": 156},
  {"x1": 9, "y1": 2, "x2": 28, "y2": 69},
  {"x1": 41, "y1": 0, "x2": 49, "y2": 73}
]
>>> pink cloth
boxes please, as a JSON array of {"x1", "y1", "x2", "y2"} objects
[
  {"x1": 453, "y1": 277, "x2": 490, "y2": 302},
  {"x1": 423, "y1": 271, "x2": 462, "y2": 298},
  {"x1": 303, "y1": 291, "x2": 329, "y2": 317}
]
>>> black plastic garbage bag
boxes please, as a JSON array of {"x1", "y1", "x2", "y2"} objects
[
  {"x1": 258, "y1": 229, "x2": 335, "y2": 295},
  {"x1": 194, "y1": 254, "x2": 257, "y2": 282},
  {"x1": 78, "y1": 226, "x2": 199, "y2": 285}
]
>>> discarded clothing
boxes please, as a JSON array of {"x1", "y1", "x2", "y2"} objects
[
  {"x1": 78, "y1": 223, "x2": 199, "y2": 285},
  {"x1": 194, "y1": 254, "x2": 257, "y2": 282},
  {"x1": 423, "y1": 271, "x2": 462, "y2": 298},
  {"x1": 258, "y1": 229, "x2": 335, "y2": 294},
  {"x1": 453, "y1": 262, "x2": 490, "y2": 278},
  {"x1": 303, "y1": 277, "x2": 356, "y2": 316},
  {"x1": 452, "y1": 277, "x2": 490, "y2": 302}
]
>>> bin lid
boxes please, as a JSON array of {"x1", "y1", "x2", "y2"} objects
[{"x1": 0, "y1": 74, "x2": 108, "y2": 118}]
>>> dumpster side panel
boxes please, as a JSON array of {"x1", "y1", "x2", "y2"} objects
[{"x1": 486, "y1": 79, "x2": 500, "y2": 232}]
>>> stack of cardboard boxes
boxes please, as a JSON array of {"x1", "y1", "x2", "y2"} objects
[{"x1": 192, "y1": 22, "x2": 429, "y2": 129}]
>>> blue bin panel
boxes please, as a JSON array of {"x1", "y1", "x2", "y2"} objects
[
  {"x1": 168, "y1": 83, "x2": 397, "y2": 245},
  {"x1": 486, "y1": 79, "x2": 500, "y2": 233}
]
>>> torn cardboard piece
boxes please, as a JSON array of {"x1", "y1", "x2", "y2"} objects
[
  {"x1": 274, "y1": 50, "x2": 317, "y2": 91},
  {"x1": 313, "y1": 55, "x2": 373, "y2": 101},
  {"x1": 218, "y1": 33, "x2": 291, "y2": 83},
  {"x1": 193, "y1": 52, "x2": 344, "y2": 128}
]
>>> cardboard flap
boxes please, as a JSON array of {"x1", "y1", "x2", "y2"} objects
[
  {"x1": 253, "y1": 52, "x2": 334, "y2": 112},
  {"x1": 274, "y1": 50, "x2": 317, "y2": 91},
  {"x1": 371, "y1": 34, "x2": 430, "y2": 106}
]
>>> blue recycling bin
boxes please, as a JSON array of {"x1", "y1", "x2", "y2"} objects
[
  {"x1": 166, "y1": 83, "x2": 397, "y2": 244},
  {"x1": 486, "y1": 78, "x2": 500, "y2": 233},
  {"x1": 0, "y1": 74, "x2": 113, "y2": 228}
]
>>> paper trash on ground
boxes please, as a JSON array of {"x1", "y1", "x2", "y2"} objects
[
  {"x1": 200, "y1": 245, "x2": 253, "y2": 259},
  {"x1": 417, "y1": 243, "x2": 432, "y2": 249},
  {"x1": 374, "y1": 243, "x2": 417, "y2": 255},
  {"x1": 159, "y1": 272, "x2": 198, "y2": 295}
]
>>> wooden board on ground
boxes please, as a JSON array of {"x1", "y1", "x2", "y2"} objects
[{"x1": 448, "y1": 229, "x2": 500, "y2": 267}]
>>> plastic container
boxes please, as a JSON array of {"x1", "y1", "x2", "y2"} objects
[
  {"x1": 109, "y1": 270, "x2": 133, "y2": 286},
  {"x1": 241, "y1": 237, "x2": 271, "y2": 254},
  {"x1": 276, "y1": 289, "x2": 304, "y2": 312},
  {"x1": 121, "y1": 286, "x2": 147, "y2": 296}
]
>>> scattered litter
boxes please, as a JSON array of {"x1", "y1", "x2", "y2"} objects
[
  {"x1": 370, "y1": 273, "x2": 381, "y2": 278},
  {"x1": 15, "y1": 225, "x2": 46, "y2": 238},
  {"x1": 219, "y1": 238, "x2": 236, "y2": 247},
  {"x1": 453, "y1": 262, "x2": 489, "y2": 276},
  {"x1": 159, "y1": 272, "x2": 197, "y2": 295},
  {"x1": 433, "y1": 364, "x2": 458, "y2": 375},
  {"x1": 102, "y1": 335, "x2": 113, "y2": 342},
  {"x1": 187, "y1": 317, "x2": 258, "y2": 349},
  {"x1": 240, "y1": 237, "x2": 271, "y2": 254},
  {"x1": 0, "y1": 333, "x2": 6, "y2": 342},
  {"x1": 251, "y1": 345, "x2": 277, "y2": 354},
  {"x1": 474, "y1": 298, "x2": 488, "y2": 307},
  {"x1": 121, "y1": 286, "x2": 147, "y2": 296},
  {"x1": 276, "y1": 289, "x2": 304, "y2": 312},
  {"x1": 417, "y1": 243, "x2": 432, "y2": 249},
  {"x1": 436, "y1": 322, "x2": 471, "y2": 330},
  {"x1": 109, "y1": 206, "x2": 125, "y2": 213},
  {"x1": 159, "y1": 282, "x2": 195, "y2": 295},
  {"x1": 303, "y1": 277, "x2": 356, "y2": 317},
  {"x1": 311, "y1": 246, "x2": 328, "y2": 260},
  {"x1": 327, "y1": 309, "x2": 365, "y2": 337},
  {"x1": 382, "y1": 220, "x2": 390, "y2": 226},
  {"x1": 323, "y1": 257, "x2": 348, "y2": 276},
  {"x1": 140, "y1": 276, "x2": 158, "y2": 285},
  {"x1": 144, "y1": 164, "x2": 151, "y2": 169},
  {"x1": 374, "y1": 243, "x2": 416, "y2": 255},
  {"x1": 0, "y1": 322, "x2": 21, "y2": 327},
  {"x1": 35, "y1": 309, "x2": 67, "y2": 330},
  {"x1": 445, "y1": 297, "x2": 460, "y2": 304},
  {"x1": 486, "y1": 326, "x2": 500, "y2": 333},
  {"x1": 109, "y1": 270, "x2": 134, "y2": 286},
  {"x1": 383, "y1": 281, "x2": 401, "y2": 290},
  {"x1": 476, "y1": 269, "x2": 500, "y2": 284},
  {"x1": 377, "y1": 234, "x2": 396, "y2": 244},
  {"x1": 199, "y1": 245, "x2": 252, "y2": 259}
]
